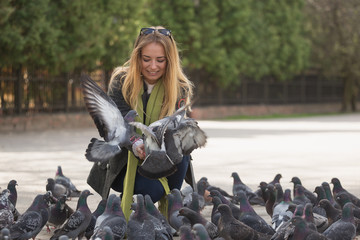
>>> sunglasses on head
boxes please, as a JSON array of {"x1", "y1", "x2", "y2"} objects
[{"x1": 140, "y1": 28, "x2": 172, "y2": 38}]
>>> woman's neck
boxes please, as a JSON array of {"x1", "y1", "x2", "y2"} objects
[{"x1": 144, "y1": 80, "x2": 156, "y2": 94}]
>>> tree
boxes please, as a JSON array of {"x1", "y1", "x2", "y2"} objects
[{"x1": 305, "y1": 0, "x2": 360, "y2": 111}]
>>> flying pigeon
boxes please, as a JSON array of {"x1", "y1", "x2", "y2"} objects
[
  {"x1": 55, "y1": 166, "x2": 81, "y2": 198},
  {"x1": 9, "y1": 193, "x2": 51, "y2": 240},
  {"x1": 50, "y1": 190, "x2": 93, "y2": 240},
  {"x1": 323, "y1": 202, "x2": 357, "y2": 239},
  {"x1": 129, "y1": 104, "x2": 189, "y2": 179},
  {"x1": 80, "y1": 74, "x2": 138, "y2": 163}
]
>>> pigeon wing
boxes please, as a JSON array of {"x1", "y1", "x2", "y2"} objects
[{"x1": 80, "y1": 74, "x2": 126, "y2": 142}]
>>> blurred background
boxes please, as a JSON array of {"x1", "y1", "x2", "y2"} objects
[{"x1": 1, "y1": 0, "x2": 359, "y2": 130}]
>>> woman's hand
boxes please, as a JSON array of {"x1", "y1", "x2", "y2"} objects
[{"x1": 132, "y1": 139, "x2": 146, "y2": 160}]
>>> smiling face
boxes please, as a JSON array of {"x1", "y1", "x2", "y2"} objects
[{"x1": 140, "y1": 42, "x2": 167, "y2": 85}]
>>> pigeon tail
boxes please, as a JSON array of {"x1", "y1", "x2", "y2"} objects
[{"x1": 85, "y1": 138, "x2": 121, "y2": 162}]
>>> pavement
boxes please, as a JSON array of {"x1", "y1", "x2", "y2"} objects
[{"x1": 1, "y1": 112, "x2": 360, "y2": 239}]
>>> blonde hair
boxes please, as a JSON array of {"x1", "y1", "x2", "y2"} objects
[{"x1": 109, "y1": 26, "x2": 193, "y2": 118}]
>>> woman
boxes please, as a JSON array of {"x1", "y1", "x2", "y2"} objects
[{"x1": 87, "y1": 26, "x2": 195, "y2": 220}]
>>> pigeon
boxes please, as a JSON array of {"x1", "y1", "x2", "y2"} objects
[
  {"x1": 6, "y1": 180, "x2": 17, "y2": 209},
  {"x1": 235, "y1": 191, "x2": 275, "y2": 236},
  {"x1": 181, "y1": 185, "x2": 194, "y2": 207},
  {"x1": 55, "y1": 166, "x2": 81, "y2": 198},
  {"x1": 209, "y1": 190, "x2": 241, "y2": 221},
  {"x1": 288, "y1": 216, "x2": 327, "y2": 240},
  {"x1": 91, "y1": 196, "x2": 126, "y2": 240},
  {"x1": 196, "y1": 179, "x2": 211, "y2": 206},
  {"x1": 129, "y1": 104, "x2": 191, "y2": 179},
  {"x1": 292, "y1": 185, "x2": 311, "y2": 206},
  {"x1": 273, "y1": 183, "x2": 284, "y2": 209},
  {"x1": 80, "y1": 74, "x2": 138, "y2": 163},
  {"x1": 199, "y1": 177, "x2": 233, "y2": 200},
  {"x1": 47, "y1": 195, "x2": 74, "y2": 231},
  {"x1": 321, "y1": 181, "x2": 341, "y2": 209},
  {"x1": 91, "y1": 226, "x2": 114, "y2": 240},
  {"x1": 269, "y1": 173, "x2": 282, "y2": 186},
  {"x1": 47, "y1": 178, "x2": 70, "y2": 199},
  {"x1": 84, "y1": 199, "x2": 106, "y2": 239},
  {"x1": 0, "y1": 190, "x2": 14, "y2": 230},
  {"x1": 0, "y1": 228, "x2": 10, "y2": 240},
  {"x1": 210, "y1": 196, "x2": 222, "y2": 226},
  {"x1": 336, "y1": 192, "x2": 360, "y2": 219},
  {"x1": 318, "y1": 198, "x2": 341, "y2": 226},
  {"x1": 272, "y1": 188, "x2": 293, "y2": 231},
  {"x1": 50, "y1": 190, "x2": 93, "y2": 240},
  {"x1": 178, "y1": 207, "x2": 218, "y2": 239},
  {"x1": 0, "y1": 188, "x2": 19, "y2": 222},
  {"x1": 167, "y1": 189, "x2": 186, "y2": 232},
  {"x1": 331, "y1": 177, "x2": 360, "y2": 207},
  {"x1": 312, "y1": 186, "x2": 327, "y2": 217},
  {"x1": 144, "y1": 194, "x2": 173, "y2": 237},
  {"x1": 179, "y1": 225, "x2": 194, "y2": 240},
  {"x1": 290, "y1": 176, "x2": 317, "y2": 205},
  {"x1": 186, "y1": 192, "x2": 204, "y2": 213},
  {"x1": 265, "y1": 184, "x2": 276, "y2": 217},
  {"x1": 323, "y1": 202, "x2": 356, "y2": 239},
  {"x1": 192, "y1": 223, "x2": 211, "y2": 240},
  {"x1": 127, "y1": 194, "x2": 167, "y2": 240},
  {"x1": 10, "y1": 193, "x2": 51, "y2": 240},
  {"x1": 93, "y1": 194, "x2": 117, "y2": 233},
  {"x1": 231, "y1": 172, "x2": 256, "y2": 202},
  {"x1": 271, "y1": 204, "x2": 304, "y2": 240},
  {"x1": 216, "y1": 204, "x2": 270, "y2": 240}
]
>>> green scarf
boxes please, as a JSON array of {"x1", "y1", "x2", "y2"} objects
[{"x1": 120, "y1": 79, "x2": 170, "y2": 221}]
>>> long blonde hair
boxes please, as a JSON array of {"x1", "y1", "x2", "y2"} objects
[{"x1": 109, "y1": 26, "x2": 193, "y2": 118}]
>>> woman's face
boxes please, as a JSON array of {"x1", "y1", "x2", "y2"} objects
[{"x1": 141, "y1": 42, "x2": 167, "y2": 85}]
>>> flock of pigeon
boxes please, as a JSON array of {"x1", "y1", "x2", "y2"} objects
[{"x1": 1, "y1": 166, "x2": 360, "y2": 240}]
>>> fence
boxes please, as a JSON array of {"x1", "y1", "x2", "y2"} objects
[{"x1": 0, "y1": 71, "x2": 344, "y2": 116}]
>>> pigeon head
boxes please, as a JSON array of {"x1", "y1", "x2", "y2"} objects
[
  {"x1": 303, "y1": 203, "x2": 314, "y2": 222},
  {"x1": 231, "y1": 172, "x2": 241, "y2": 183},
  {"x1": 318, "y1": 199, "x2": 332, "y2": 210},
  {"x1": 56, "y1": 165, "x2": 65, "y2": 177},
  {"x1": 336, "y1": 192, "x2": 351, "y2": 207},
  {"x1": 192, "y1": 223, "x2": 210, "y2": 240},
  {"x1": 330, "y1": 177, "x2": 343, "y2": 194},
  {"x1": 283, "y1": 189, "x2": 292, "y2": 202},
  {"x1": 124, "y1": 110, "x2": 138, "y2": 123},
  {"x1": 217, "y1": 204, "x2": 233, "y2": 221},
  {"x1": 290, "y1": 176, "x2": 301, "y2": 185},
  {"x1": 76, "y1": 190, "x2": 93, "y2": 209},
  {"x1": 7, "y1": 180, "x2": 17, "y2": 189}
]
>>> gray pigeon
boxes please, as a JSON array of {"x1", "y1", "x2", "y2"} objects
[
  {"x1": 127, "y1": 195, "x2": 161, "y2": 240},
  {"x1": 181, "y1": 185, "x2": 193, "y2": 207},
  {"x1": 46, "y1": 178, "x2": 70, "y2": 199},
  {"x1": 288, "y1": 216, "x2": 327, "y2": 240},
  {"x1": 231, "y1": 172, "x2": 255, "y2": 201},
  {"x1": 192, "y1": 223, "x2": 211, "y2": 240},
  {"x1": 167, "y1": 189, "x2": 186, "y2": 232},
  {"x1": 292, "y1": 185, "x2": 311, "y2": 206},
  {"x1": 91, "y1": 196, "x2": 126, "y2": 240},
  {"x1": 93, "y1": 194, "x2": 117, "y2": 233},
  {"x1": 55, "y1": 166, "x2": 81, "y2": 198},
  {"x1": 129, "y1": 104, "x2": 189, "y2": 179},
  {"x1": 235, "y1": 191, "x2": 275, "y2": 236},
  {"x1": 313, "y1": 186, "x2": 327, "y2": 217},
  {"x1": 209, "y1": 190, "x2": 241, "y2": 221},
  {"x1": 318, "y1": 198, "x2": 341, "y2": 226},
  {"x1": 323, "y1": 202, "x2": 356, "y2": 239},
  {"x1": 178, "y1": 207, "x2": 218, "y2": 239},
  {"x1": 322, "y1": 181, "x2": 341, "y2": 209},
  {"x1": 6, "y1": 180, "x2": 17, "y2": 209},
  {"x1": 336, "y1": 192, "x2": 360, "y2": 219},
  {"x1": 0, "y1": 190, "x2": 14, "y2": 230},
  {"x1": 144, "y1": 194, "x2": 173, "y2": 237},
  {"x1": 84, "y1": 199, "x2": 106, "y2": 239},
  {"x1": 10, "y1": 193, "x2": 51, "y2": 240},
  {"x1": 47, "y1": 195, "x2": 74, "y2": 230},
  {"x1": 80, "y1": 74, "x2": 138, "y2": 163},
  {"x1": 50, "y1": 190, "x2": 93, "y2": 240},
  {"x1": 290, "y1": 176, "x2": 317, "y2": 205},
  {"x1": 271, "y1": 189, "x2": 293, "y2": 231},
  {"x1": 179, "y1": 225, "x2": 194, "y2": 240},
  {"x1": 91, "y1": 226, "x2": 114, "y2": 240},
  {"x1": 210, "y1": 196, "x2": 222, "y2": 226},
  {"x1": 217, "y1": 204, "x2": 270, "y2": 240},
  {"x1": 331, "y1": 177, "x2": 360, "y2": 207},
  {"x1": 0, "y1": 228, "x2": 10, "y2": 240}
]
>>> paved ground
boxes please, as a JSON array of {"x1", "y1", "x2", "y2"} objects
[{"x1": 1, "y1": 113, "x2": 360, "y2": 239}]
